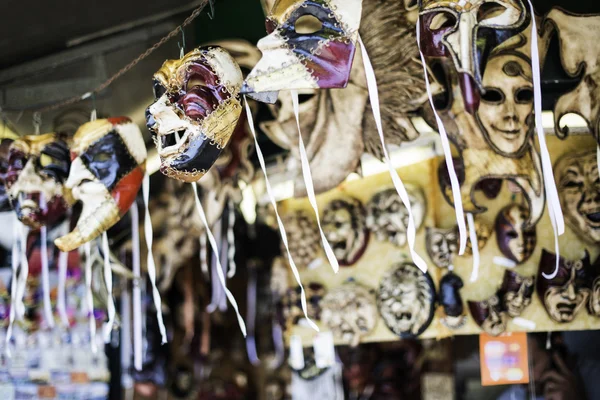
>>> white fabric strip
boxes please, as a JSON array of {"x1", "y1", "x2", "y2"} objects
[
  {"x1": 493, "y1": 256, "x2": 517, "y2": 269},
  {"x1": 130, "y1": 201, "x2": 143, "y2": 371},
  {"x1": 40, "y1": 226, "x2": 54, "y2": 328},
  {"x1": 191, "y1": 183, "x2": 247, "y2": 336},
  {"x1": 15, "y1": 221, "x2": 28, "y2": 320},
  {"x1": 227, "y1": 198, "x2": 237, "y2": 279},
  {"x1": 102, "y1": 232, "x2": 116, "y2": 343},
  {"x1": 142, "y1": 173, "x2": 168, "y2": 344},
  {"x1": 467, "y1": 214, "x2": 480, "y2": 282},
  {"x1": 199, "y1": 233, "x2": 208, "y2": 277},
  {"x1": 57, "y1": 250, "x2": 69, "y2": 327},
  {"x1": 414, "y1": 22, "x2": 468, "y2": 255},
  {"x1": 6, "y1": 219, "x2": 20, "y2": 356},
  {"x1": 527, "y1": 0, "x2": 564, "y2": 279},
  {"x1": 244, "y1": 96, "x2": 319, "y2": 331},
  {"x1": 219, "y1": 227, "x2": 229, "y2": 312},
  {"x1": 84, "y1": 242, "x2": 97, "y2": 353},
  {"x1": 290, "y1": 90, "x2": 340, "y2": 274},
  {"x1": 357, "y1": 36, "x2": 429, "y2": 272},
  {"x1": 206, "y1": 218, "x2": 224, "y2": 314}
]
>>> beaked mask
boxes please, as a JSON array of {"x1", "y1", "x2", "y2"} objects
[
  {"x1": 468, "y1": 294, "x2": 507, "y2": 336},
  {"x1": 147, "y1": 46, "x2": 243, "y2": 182},
  {"x1": 55, "y1": 118, "x2": 146, "y2": 252},
  {"x1": 495, "y1": 204, "x2": 536, "y2": 263},
  {"x1": 6, "y1": 134, "x2": 71, "y2": 228},
  {"x1": 498, "y1": 270, "x2": 534, "y2": 317},
  {"x1": 425, "y1": 226, "x2": 458, "y2": 269}
]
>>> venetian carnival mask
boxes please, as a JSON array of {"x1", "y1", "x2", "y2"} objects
[
  {"x1": 282, "y1": 211, "x2": 321, "y2": 268},
  {"x1": 320, "y1": 282, "x2": 377, "y2": 346},
  {"x1": 0, "y1": 137, "x2": 16, "y2": 212},
  {"x1": 468, "y1": 294, "x2": 507, "y2": 336},
  {"x1": 377, "y1": 263, "x2": 436, "y2": 338},
  {"x1": 537, "y1": 249, "x2": 592, "y2": 323},
  {"x1": 55, "y1": 118, "x2": 146, "y2": 252},
  {"x1": 366, "y1": 185, "x2": 426, "y2": 248},
  {"x1": 322, "y1": 197, "x2": 369, "y2": 266},
  {"x1": 589, "y1": 257, "x2": 600, "y2": 317},
  {"x1": 439, "y1": 271, "x2": 466, "y2": 329},
  {"x1": 282, "y1": 282, "x2": 326, "y2": 326},
  {"x1": 418, "y1": 0, "x2": 528, "y2": 113},
  {"x1": 498, "y1": 270, "x2": 534, "y2": 318},
  {"x1": 554, "y1": 150, "x2": 600, "y2": 244},
  {"x1": 425, "y1": 226, "x2": 458, "y2": 269},
  {"x1": 147, "y1": 46, "x2": 243, "y2": 182},
  {"x1": 495, "y1": 204, "x2": 536, "y2": 263},
  {"x1": 6, "y1": 134, "x2": 71, "y2": 229},
  {"x1": 241, "y1": 0, "x2": 363, "y2": 102}
]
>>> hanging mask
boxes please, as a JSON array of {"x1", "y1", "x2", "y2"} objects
[
  {"x1": 282, "y1": 211, "x2": 321, "y2": 268},
  {"x1": 498, "y1": 270, "x2": 534, "y2": 318},
  {"x1": 147, "y1": 46, "x2": 243, "y2": 182},
  {"x1": 377, "y1": 263, "x2": 436, "y2": 338},
  {"x1": 468, "y1": 294, "x2": 507, "y2": 336},
  {"x1": 425, "y1": 226, "x2": 458, "y2": 269},
  {"x1": 241, "y1": 0, "x2": 363, "y2": 101},
  {"x1": 418, "y1": 0, "x2": 528, "y2": 113},
  {"x1": 439, "y1": 272, "x2": 466, "y2": 329},
  {"x1": 6, "y1": 134, "x2": 72, "y2": 229},
  {"x1": 322, "y1": 197, "x2": 369, "y2": 266},
  {"x1": 0, "y1": 137, "x2": 16, "y2": 212},
  {"x1": 495, "y1": 204, "x2": 536, "y2": 263},
  {"x1": 320, "y1": 282, "x2": 377, "y2": 346},
  {"x1": 537, "y1": 249, "x2": 592, "y2": 323},
  {"x1": 366, "y1": 185, "x2": 426, "y2": 248},
  {"x1": 438, "y1": 158, "x2": 502, "y2": 203},
  {"x1": 282, "y1": 282, "x2": 326, "y2": 326},
  {"x1": 55, "y1": 118, "x2": 147, "y2": 252},
  {"x1": 554, "y1": 150, "x2": 600, "y2": 244}
]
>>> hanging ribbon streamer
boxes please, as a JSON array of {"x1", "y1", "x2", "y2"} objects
[
  {"x1": 244, "y1": 96, "x2": 319, "y2": 332},
  {"x1": 199, "y1": 233, "x2": 209, "y2": 278},
  {"x1": 40, "y1": 226, "x2": 54, "y2": 328},
  {"x1": 357, "y1": 36, "x2": 429, "y2": 272},
  {"x1": 6, "y1": 218, "x2": 21, "y2": 356},
  {"x1": 527, "y1": 0, "x2": 564, "y2": 279},
  {"x1": 142, "y1": 173, "x2": 168, "y2": 344},
  {"x1": 226, "y1": 198, "x2": 237, "y2": 279},
  {"x1": 206, "y1": 219, "x2": 225, "y2": 314},
  {"x1": 191, "y1": 183, "x2": 247, "y2": 336},
  {"x1": 245, "y1": 264, "x2": 260, "y2": 366},
  {"x1": 414, "y1": 23, "x2": 468, "y2": 256},
  {"x1": 218, "y1": 227, "x2": 229, "y2": 312},
  {"x1": 15, "y1": 219, "x2": 29, "y2": 320},
  {"x1": 101, "y1": 232, "x2": 116, "y2": 343},
  {"x1": 290, "y1": 91, "x2": 340, "y2": 273},
  {"x1": 130, "y1": 202, "x2": 143, "y2": 371},
  {"x1": 57, "y1": 249, "x2": 69, "y2": 327},
  {"x1": 84, "y1": 242, "x2": 97, "y2": 353},
  {"x1": 467, "y1": 214, "x2": 480, "y2": 282}
]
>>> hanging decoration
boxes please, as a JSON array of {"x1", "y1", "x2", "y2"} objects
[{"x1": 0, "y1": 133, "x2": 17, "y2": 212}]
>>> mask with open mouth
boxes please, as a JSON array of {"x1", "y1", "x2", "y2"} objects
[
  {"x1": 322, "y1": 197, "x2": 369, "y2": 266},
  {"x1": 537, "y1": 249, "x2": 592, "y2": 323},
  {"x1": 418, "y1": 0, "x2": 528, "y2": 114},
  {"x1": 6, "y1": 133, "x2": 72, "y2": 229},
  {"x1": 495, "y1": 203, "x2": 536, "y2": 264},
  {"x1": 554, "y1": 150, "x2": 600, "y2": 244},
  {"x1": 241, "y1": 0, "x2": 363, "y2": 102},
  {"x1": 498, "y1": 270, "x2": 534, "y2": 317},
  {"x1": 468, "y1": 294, "x2": 507, "y2": 336},
  {"x1": 147, "y1": 46, "x2": 243, "y2": 183},
  {"x1": 54, "y1": 118, "x2": 146, "y2": 252}
]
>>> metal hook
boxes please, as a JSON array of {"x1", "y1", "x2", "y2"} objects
[
  {"x1": 33, "y1": 112, "x2": 42, "y2": 135},
  {"x1": 90, "y1": 93, "x2": 97, "y2": 122},
  {"x1": 178, "y1": 27, "x2": 186, "y2": 58},
  {"x1": 207, "y1": 0, "x2": 216, "y2": 20}
]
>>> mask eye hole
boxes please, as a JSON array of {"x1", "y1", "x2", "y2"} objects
[
  {"x1": 153, "y1": 80, "x2": 167, "y2": 99},
  {"x1": 515, "y1": 87, "x2": 534, "y2": 104},
  {"x1": 404, "y1": 0, "x2": 418, "y2": 11},
  {"x1": 477, "y1": 2, "x2": 507, "y2": 22},
  {"x1": 295, "y1": 14, "x2": 323, "y2": 34},
  {"x1": 429, "y1": 12, "x2": 456, "y2": 31},
  {"x1": 482, "y1": 87, "x2": 504, "y2": 103},
  {"x1": 187, "y1": 77, "x2": 207, "y2": 91},
  {"x1": 507, "y1": 230, "x2": 518, "y2": 239}
]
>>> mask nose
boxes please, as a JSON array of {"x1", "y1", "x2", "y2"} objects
[{"x1": 145, "y1": 107, "x2": 156, "y2": 132}]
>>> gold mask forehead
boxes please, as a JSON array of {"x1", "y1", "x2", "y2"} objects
[
  {"x1": 12, "y1": 133, "x2": 59, "y2": 155},
  {"x1": 270, "y1": 0, "x2": 311, "y2": 24},
  {"x1": 154, "y1": 48, "x2": 206, "y2": 92},
  {"x1": 72, "y1": 119, "x2": 114, "y2": 155},
  {"x1": 422, "y1": 0, "x2": 521, "y2": 12}
]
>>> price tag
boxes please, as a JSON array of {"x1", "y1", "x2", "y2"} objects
[{"x1": 313, "y1": 331, "x2": 335, "y2": 368}]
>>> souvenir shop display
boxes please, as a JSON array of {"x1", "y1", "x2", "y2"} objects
[
  {"x1": 495, "y1": 204, "x2": 537, "y2": 264},
  {"x1": 322, "y1": 197, "x2": 369, "y2": 266}
]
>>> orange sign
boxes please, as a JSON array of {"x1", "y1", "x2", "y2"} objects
[
  {"x1": 479, "y1": 332, "x2": 529, "y2": 386},
  {"x1": 71, "y1": 371, "x2": 90, "y2": 384},
  {"x1": 38, "y1": 385, "x2": 57, "y2": 398}
]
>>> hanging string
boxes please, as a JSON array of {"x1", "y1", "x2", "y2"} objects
[
  {"x1": 130, "y1": 202, "x2": 143, "y2": 371},
  {"x1": 33, "y1": 112, "x2": 41, "y2": 135},
  {"x1": 218, "y1": 226, "x2": 229, "y2": 312},
  {"x1": 290, "y1": 90, "x2": 340, "y2": 274},
  {"x1": 40, "y1": 226, "x2": 54, "y2": 328},
  {"x1": 90, "y1": 93, "x2": 97, "y2": 122},
  {"x1": 206, "y1": 217, "x2": 224, "y2": 314},
  {"x1": 467, "y1": 214, "x2": 480, "y2": 282},
  {"x1": 84, "y1": 242, "x2": 97, "y2": 353},
  {"x1": 226, "y1": 197, "x2": 237, "y2": 279},
  {"x1": 357, "y1": 36, "x2": 429, "y2": 272},
  {"x1": 527, "y1": 0, "x2": 564, "y2": 279},
  {"x1": 142, "y1": 173, "x2": 168, "y2": 344},
  {"x1": 415, "y1": 22, "x2": 468, "y2": 256},
  {"x1": 101, "y1": 232, "x2": 116, "y2": 343},
  {"x1": 178, "y1": 27, "x2": 186, "y2": 59},
  {"x1": 244, "y1": 96, "x2": 319, "y2": 332}
]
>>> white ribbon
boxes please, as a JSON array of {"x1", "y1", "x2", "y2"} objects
[
  {"x1": 199, "y1": 233, "x2": 208, "y2": 278},
  {"x1": 130, "y1": 201, "x2": 143, "y2": 371},
  {"x1": 15, "y1": 221, "x2": 28, "y2": 320},
  {"x1": 207, "y1": 217, "x2": 224, "y2": 314},
  {"x1": 467, "y1": 214, "x2": 480, "y2": 282},
  {"x1": 290, "y1": 90, "x2": 340, "y2": 273},
  {"x1": 493, "y1": 256, "x2": 517, "y2": 269},
  {"x1": 101, "y1": 232, "x2": 116, "y2": 343},
  {"x1": 191, "y1": 183, "x2": 247, "y2": 336},
  {"x1": 142, "y1": 173, "x2": 168, "y2": 344},
  {"x1": 226, "y1": 198, "x2": 237, "y2": 279},
  {"x1": 244, "y1": 96, "x2": 319, "y2": 332},
  {"x1": 84, "y1": 242, "x2": 97, "y2": 353},
  {"x1": 357, "y1": 36, "x2": 429, "y2": 272},
  {"x1": 57, "y1": 249, "x2": 69, "y2": 327},
  {"x1": 415, "y1": 22, "x2": 468, "y2": 256},
  {"x1": 6, "y1": 218, "x2": 20, "y2": 355},
  {"x1": 40, "y1": 226, "x2": 54, "y2": 328},
  {"x1": 527, "y1": 0, "x2": 564, "y2": 279}
]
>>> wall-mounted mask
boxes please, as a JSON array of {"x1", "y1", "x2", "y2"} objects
[
  {"x1": 320, "y1": 282, "x2": 377, "y2": 346},
  {"x1": 147, "y1": 46, "x2": 243, "y2": 183},
  {"x1": 589, "y1": 257, "x2": 600, "y2": 317},
  {"x1": 425, "y1": 226, "x2": 458, "y2": 269},
  {"x1": 464, "y1": 216, "x2": 491, "y2": 256},
  {"x1": 378, "y1": 263, "x2": 436, "y2": 338},
  {"x1": 468, "y1": 294, "x2": 507, "y2": 336},
  {"x1": 499, "y1": 270, "x2": 534, "y2": 318},
  {"x1": 241, "y1": 0, "x2": 363, "y2": 101},
  {"x1": 282, "y1": 211, "x2": 320, "y2": 268},
  {"x1": 439, "y1": 271, "x2": 466, "y2": 329},
  {"x1": 0, "y1": 138, "x2": 15, "y2": 212},
  {"x1": 282, "y1": 282, "x2": 326, "y2": 326},
  {"x1": 322, "y1": 197, "x2": 369, "y2": 266},
  {"x1": 537, "y1": 249, "x2": 592, "y2": 323},
  {"x1": 6, "y1": 134, "x2": 71, "y2": 229},
  {"x1": 438, "y1": 158, "x2": 503, "y2": 204},
  {"x1": 366, "y1": 185, "x2": 426, "y2": 248},
  {"x1": 419, "y1": 0, "x2": 528, "y2": 113},
  {"x1": 55, "y1": 118, "x2": 146, "y2": 252},
  {"x1": 554, "y1": 150, "x2": 600, "y2": 244},
  {"x1": 495, "y1": 204, "x2": 536, "y2": 263}
]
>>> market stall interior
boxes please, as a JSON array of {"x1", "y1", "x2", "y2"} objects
[{"x1": 1, "y1": 0, "x2": 600, "y2": 399}]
